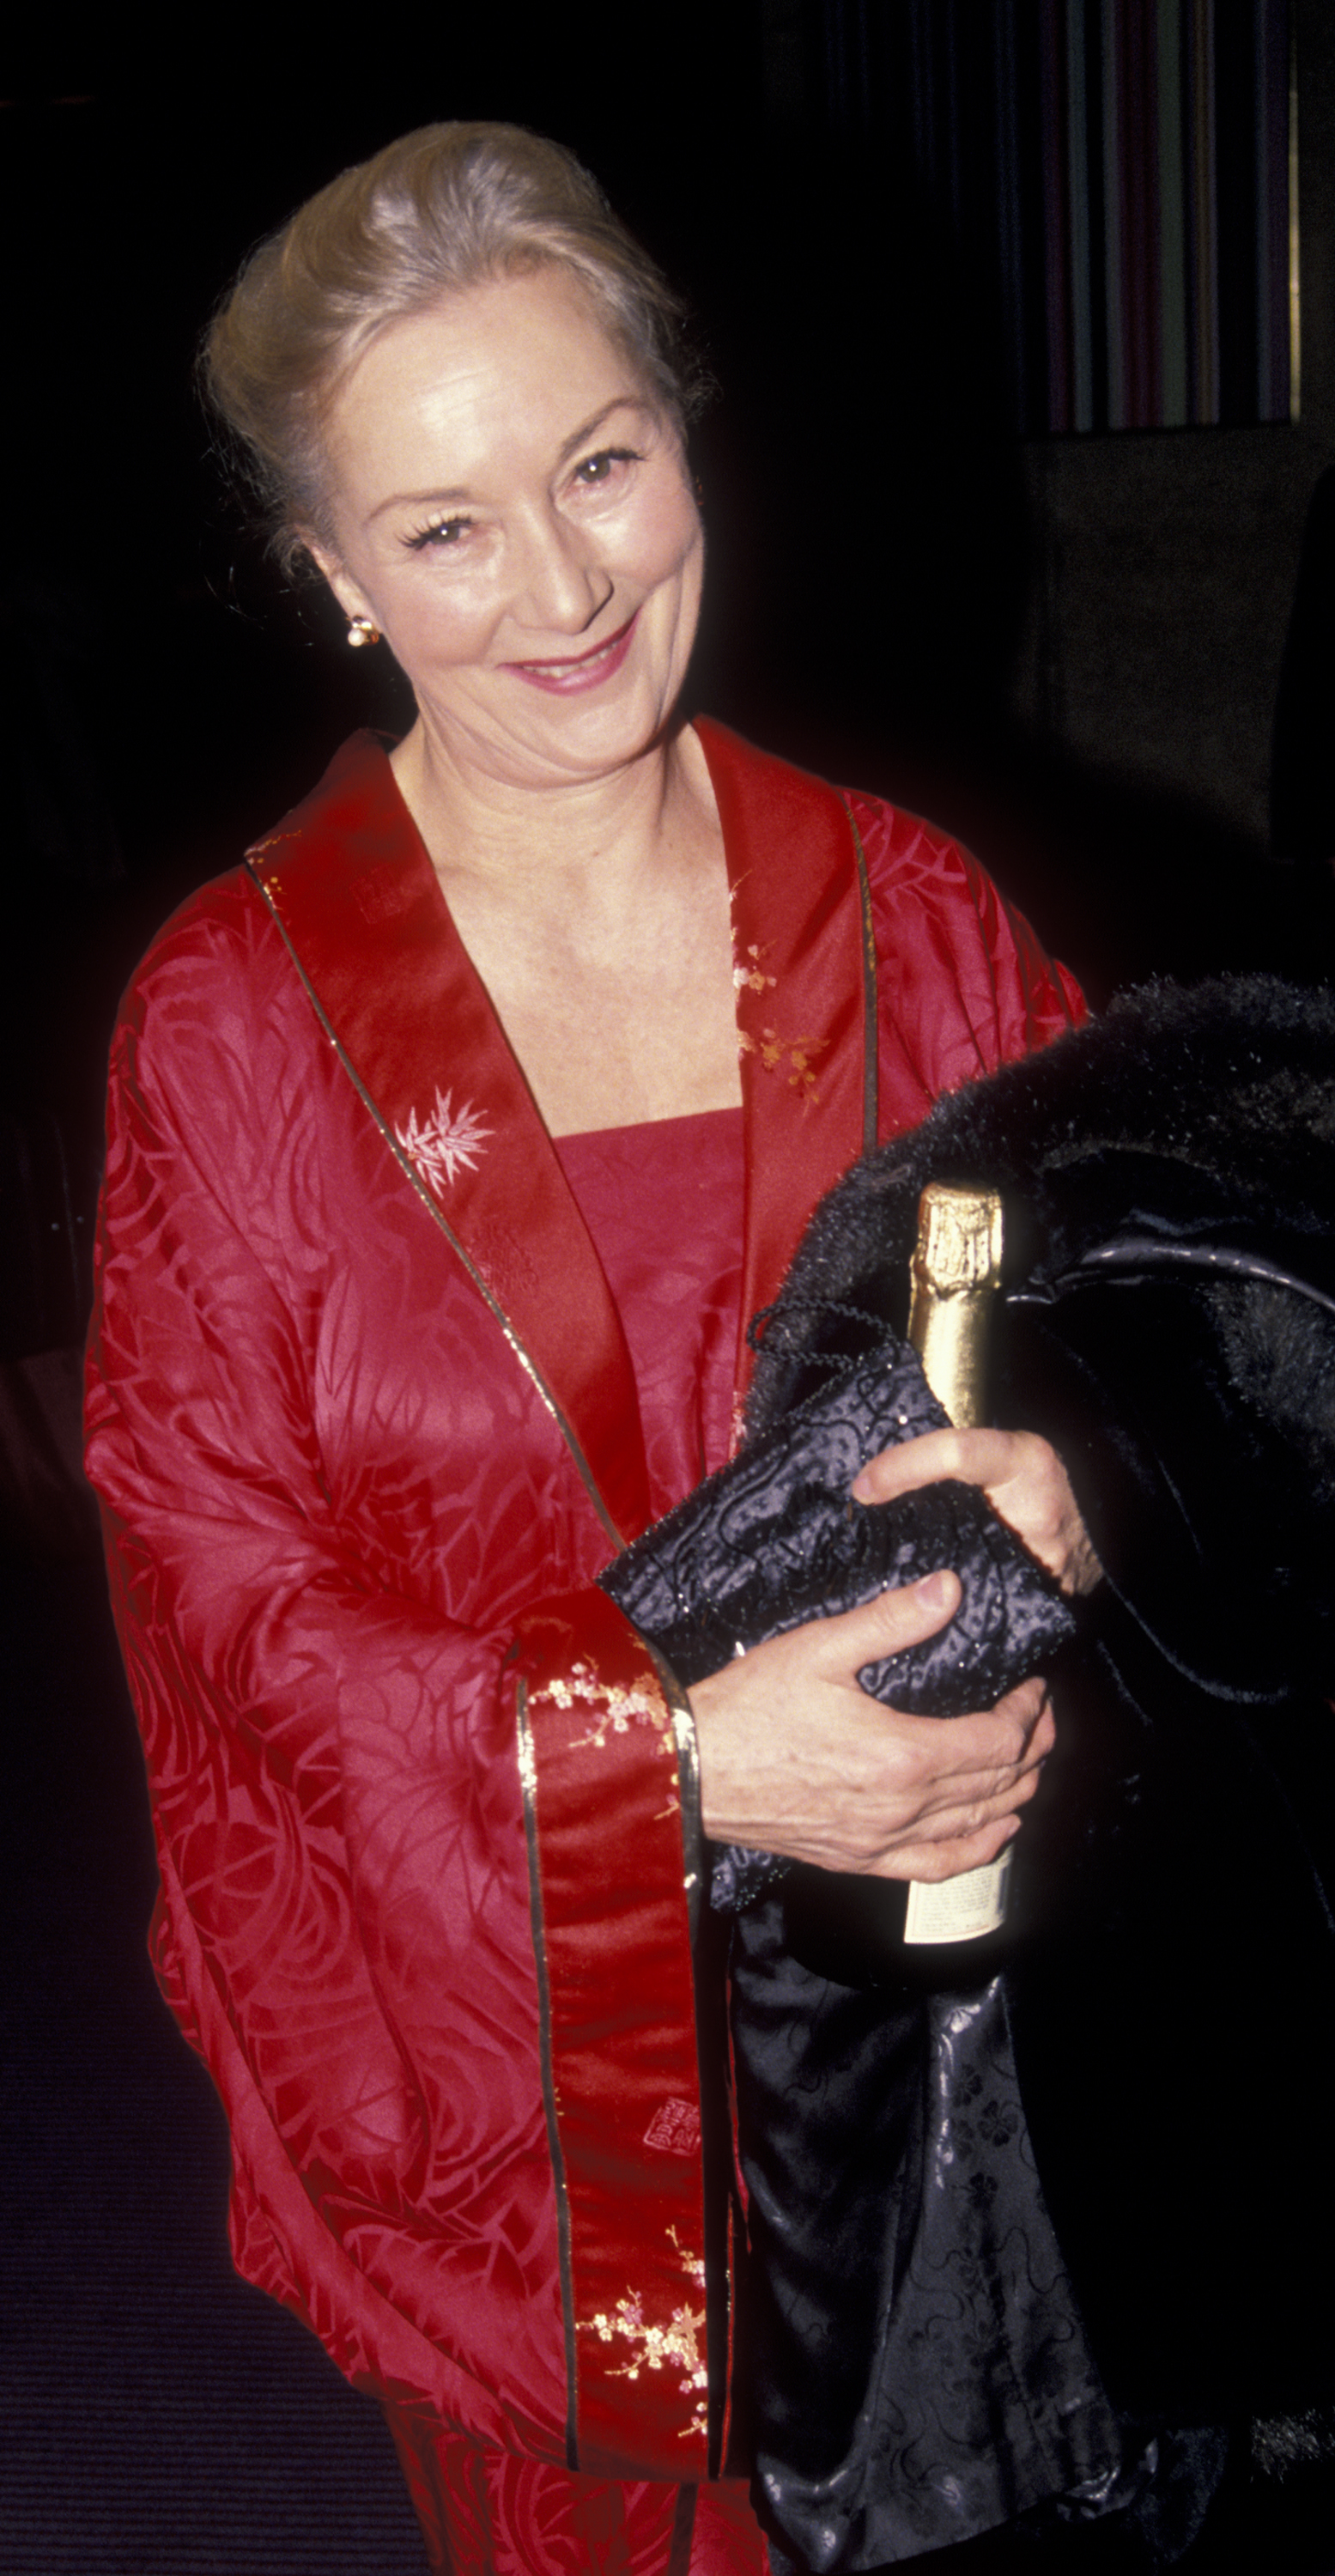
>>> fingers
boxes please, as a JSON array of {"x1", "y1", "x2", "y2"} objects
[
  {"x1": 870, "y1": 1673, "x2": 1051, "y2": 1780},
  {"x1": 804, "y1": 1675, "x2": 1054, "y2": 1874},
  {"x1": 867, "y1": 1813, "x2": 1021, "y2": 1883},
  {"x1": 992, "y1": 1672, "x2": 1056, "y2": 1759},
  {"x1": 852, "y1": 1425, "x2": 1041, "y2": 1507},
  {"x1": 873, "y1": 1681, "x2": 1053, "y2": 1826},
  {"x1": 689, "y1": 1586, "x2": 1057, "y2": 1880},
  {"x1": 852, "y1": 1425, "x2": 1104, "y2": 1598},
  {"x1": 896, "y1": 1716, "x2": 1047, "y2": 1834},
  {"x1": 776, "y1": 1721, "x2": 1045, "y2": 1880},
  {"x1": 803, "y1": 1566, "x2": 962, "y2": 1678}
]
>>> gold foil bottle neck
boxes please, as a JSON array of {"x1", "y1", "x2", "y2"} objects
[
  {"x1": 913, "y1": 1184, "x2": 1004, "y2": 1297},
  {"x1": 906, "y1": 1183, "x2": 1004, "y2": 1431},
  {"x1": 901, "y1": 1180, "x2": 1011, "y2": 1945}
]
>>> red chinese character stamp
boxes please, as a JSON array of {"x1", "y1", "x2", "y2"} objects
[{"x1": 643, "y1": 2098, "x2": 701, "y2": 2155}]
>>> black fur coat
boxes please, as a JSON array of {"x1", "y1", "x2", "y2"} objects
[
  {"x1": 748, "y1": 975, "x2": 1335, "y2": 2420},
  {"x1": 611, "y1": 975, "x2": 1335, "y2": 2568}
]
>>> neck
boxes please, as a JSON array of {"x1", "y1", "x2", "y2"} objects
[{"x1": 391, "y1": 714, "x2": 707, "y2": 912}]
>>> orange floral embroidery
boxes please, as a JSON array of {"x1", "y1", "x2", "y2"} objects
[{"x1": 738, "y1": 1026, "x2": 830, "y2": 1106}]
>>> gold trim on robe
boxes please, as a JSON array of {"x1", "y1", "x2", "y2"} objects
[{"x1": 240, "y1": 717, "x2": 879, "y2": 2472}]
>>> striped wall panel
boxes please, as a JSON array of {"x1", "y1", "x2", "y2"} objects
[
  {"x1": 807, "y1": 0, "x2": 1297, "y2": 435},
  {"x1": 1018, "y1": 0, "x2": 1290, "y2": 430}
]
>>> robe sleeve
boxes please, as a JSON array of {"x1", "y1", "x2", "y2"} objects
[
  {"x1": 851, "y1": 791, "x2": 1087, "y2": 1125},
  {"x1": 84, "y1": 952, "x2": 710, "y2": 2481}
]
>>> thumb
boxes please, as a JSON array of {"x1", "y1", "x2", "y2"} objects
[{"x1": 807, "y1": 1567, "x2": 961, "y2": 1678}]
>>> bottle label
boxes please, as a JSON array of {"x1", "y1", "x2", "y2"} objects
[{"x1": 903, "y1": 1848, "x2": 1011, "y2": 1945}]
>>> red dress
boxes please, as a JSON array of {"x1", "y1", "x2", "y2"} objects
[{"x1": 84, "y1": 720, "x2": 1082, "y2": 2573}]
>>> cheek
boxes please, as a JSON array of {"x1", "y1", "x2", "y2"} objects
[
  {"x1": 391, "y1": 577, "x2": 503, "y2": 675},
  {"x1": 630, "y1": 484, "x2": 703, "y2": 598}
]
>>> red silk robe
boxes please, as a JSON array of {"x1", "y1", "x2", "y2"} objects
[{"x1": 84, "y1": 720, "x2": 1082, "y2": 2574}]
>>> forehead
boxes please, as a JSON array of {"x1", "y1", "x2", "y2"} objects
[{"x1": 321, "y1": 269, "x2": 652, "y2": 511}]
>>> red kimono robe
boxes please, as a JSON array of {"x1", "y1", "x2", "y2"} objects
[{"x1": 84, "y1": 720, "x2": 1082, "y2": 2575}]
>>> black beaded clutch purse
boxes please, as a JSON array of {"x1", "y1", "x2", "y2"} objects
[{"x1": 599, "y1": 1331, "x2": 1075, "y2": 1910}]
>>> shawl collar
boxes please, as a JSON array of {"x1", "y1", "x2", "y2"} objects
[
  {"x1": 246, "y1": 722, "x2": 873, "y2": 1548},
  {"x1": 696, "y1": 718, "x2": 877, "y2": 1378}
]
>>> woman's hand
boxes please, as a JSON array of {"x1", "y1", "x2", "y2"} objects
[
  {"x1": 689, "y1": 1571, "x2": 1054, "y2": 1881},
  {"x1": 853, "y1": 1427, "x2": 1103, "y2": 1599}
]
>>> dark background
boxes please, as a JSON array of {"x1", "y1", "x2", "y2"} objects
[{"x1": 3, "y1": 9, "x2": 1335, "y2": 2569}]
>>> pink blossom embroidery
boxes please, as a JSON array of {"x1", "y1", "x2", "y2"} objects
[
  {"x1": 395, "y1": 1087, "x2": 493, "y2": 1196},
  {"x1": 585, "y1": 2227, "x2": 709, "y2": 2440},
  {"x1": 537, "y1": 1658, "x2": 674, "y2": 1759}
]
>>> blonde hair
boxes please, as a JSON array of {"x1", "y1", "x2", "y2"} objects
[{"x1": 201, "y1": 122, "x2": 707, "y2": 573}]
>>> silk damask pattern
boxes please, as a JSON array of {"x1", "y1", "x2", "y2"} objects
[
  {"x1": 386, "y1": 2423, "x2": 771, "y2": 2575},
  {"x1": 86, "y1": 723, "x2": 1081, "y2": 2573}
]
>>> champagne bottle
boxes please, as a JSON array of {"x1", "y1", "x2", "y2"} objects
[{"x1": 901, "y1": 1182, "x2": 1010, "y2": 1948}]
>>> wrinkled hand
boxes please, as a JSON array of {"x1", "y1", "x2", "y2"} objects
[
  {"x1": 690, "y1": 1571, "x2": 1054, "y2": 1881},
  {"x1": 853, "y1": 1426, "x2": 1103, "y2": 1599}
]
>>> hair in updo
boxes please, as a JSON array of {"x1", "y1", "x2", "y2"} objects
[{"x1": 202, "y1": 122, "x2": 707, "y2": 574}]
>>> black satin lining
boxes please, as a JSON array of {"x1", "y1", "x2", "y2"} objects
[
  {"x1": 599, "y1": 1335, "x2": 1074, "y2": 1913},
  {"x1": 731, "y1": 1901, "x2": 1132, "y2": 2569}
]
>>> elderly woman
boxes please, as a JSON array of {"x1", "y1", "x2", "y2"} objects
[{"x1": 85, "y1": 125, "x2": 1100, "y2": 2574}]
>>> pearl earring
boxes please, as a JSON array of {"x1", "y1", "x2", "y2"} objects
[{"x1": 347, "y1": 617, "x2": 381, "y2": 648}]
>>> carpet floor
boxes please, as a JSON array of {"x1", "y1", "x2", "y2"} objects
[{"x1": 1, "y1": 1546, "x2": 430, "y2": 2573}]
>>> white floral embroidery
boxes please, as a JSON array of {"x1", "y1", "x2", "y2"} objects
[
  {"x1": 395, "y1": 1087, "x2": 493, "y2": 1196},
  {"x1": 537, "y1": 1658, "x2": 674, "y2": 1758},
  {"x1": 732, "y1": 938, "x2": 777, "y2": 996},
  {"x1": 586, "y1": 2228, "x2": 709, "y2": 2441}
]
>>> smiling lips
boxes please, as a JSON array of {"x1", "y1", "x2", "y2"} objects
[{"x1": 504, "y1": 611, "x2": 639, "y2": 694}]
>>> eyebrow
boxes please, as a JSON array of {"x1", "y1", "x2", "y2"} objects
[
  {"x1": 369, "y1": 394, "x2": 656, "y2": 521},
  {"x1": 555, "y1": 394, "x2": 653, "y2": 469}
]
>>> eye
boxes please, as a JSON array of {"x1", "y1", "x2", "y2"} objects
[
  {"x1": 404, "y1": 513, "x2": 471, "y2": 554},
  {"x1": 571, "y1": 446, "x2": 640, "y2": 489}
]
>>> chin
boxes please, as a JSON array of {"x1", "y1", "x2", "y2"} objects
[{"x1": 476, "y1": 681, "x2": 686, "y2": 787}]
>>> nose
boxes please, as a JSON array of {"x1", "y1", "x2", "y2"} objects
[{"x1": 511, "y1": 506, "x2": 613, "y2": 635}]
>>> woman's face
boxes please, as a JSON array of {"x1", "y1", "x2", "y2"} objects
[{"x1": 310, "y1": 266, "x2": 704, "y2": 794}]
